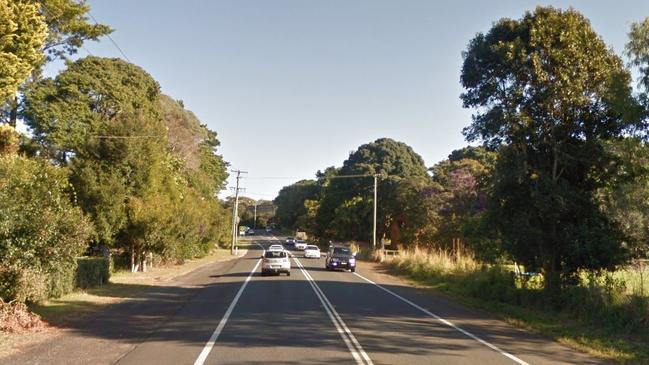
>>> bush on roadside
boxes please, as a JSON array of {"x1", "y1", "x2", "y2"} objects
[
  {"x1": 0, "y1": 155, "x2": 94, "y2": 303},
  {"x1": 75, "y1": 257, "x2": 111, "y2": 289}
]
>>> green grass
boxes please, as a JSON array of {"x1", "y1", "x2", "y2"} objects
[
  {"x1": 375, "y1": 249, "x2": 649, "y2": 364},
  {"x1": 29, "y1": 248, "x2": 238, "y2": 325}
]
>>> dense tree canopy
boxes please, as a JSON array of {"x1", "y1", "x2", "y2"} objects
[
  {"x1": 23, "y1": 57, "x2": 230, "y2": 271},
  {"x1": 0, "y1": 0, "x2": 47, "y2": 103},
  {"x1": 315, "y1": 138, "x2": 430, "y2": 243},
  {"x1": 461, "y1": 6, "x2": 638, "y2": 290}
]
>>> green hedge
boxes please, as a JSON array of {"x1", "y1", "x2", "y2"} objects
[{"x1": 75, "y1": 257, "x2": 111, "y2": 289}]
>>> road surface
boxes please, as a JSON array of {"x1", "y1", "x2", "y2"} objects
[{"x1": 4, "y1": 236, "x2": 607, "y2": 365}]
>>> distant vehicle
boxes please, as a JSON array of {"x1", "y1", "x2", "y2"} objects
[
  {"x1": 268, "y1": 244, "x2": 285, "y2": 251},
  {"x1": 294, "y1": 240, "x2": 307, "y2": 250},
  {"x1": 261, "y1": 250, "x2": 291, "y2": 276},
  {"x1": 303, "y1": 245, "x2": 321, "y2": 259},
  {"x1": 286, "y1": 237, "x2": 295, "y2": 243},
  {"x1": 325, "y1": 246, "x2": 356, "y2": 272},
  {"x1": 247, "y1": 229, "x2": 255, "y2": 236},
  {"x1": 266, "y1": 227, "x2": 272, "y2": 233}
]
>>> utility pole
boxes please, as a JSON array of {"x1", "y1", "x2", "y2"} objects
[
  {"x1": 373, "y1": 174, "x2": 379, "y2": 250},
  {"x1": 230, "y1": 169, "x2": 247, "y2": 255},
  {"x1": 253, "y1": 200, "x2": 258, "y2": 230}
]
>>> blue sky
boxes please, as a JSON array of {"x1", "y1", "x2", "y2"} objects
[{"x1": 51, "y1": 0, "x2": 649, "y2": 200}]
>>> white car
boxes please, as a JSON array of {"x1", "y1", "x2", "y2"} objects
[
  {"x1": 294, "y1": 240, "x2": 307, "y2": 250},
  {"x1": 303, "y1": 245, "x2": 321, "y2": 258},
  {"x1": 268, "y1": 244, "x2": 285, "y2": 251},
  {"x1": 261, "y1": 250, "x2": 291, "y2": 276}
]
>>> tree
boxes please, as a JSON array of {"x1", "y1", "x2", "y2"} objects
[
  {"x1": 0, "y1": 0, "x2": 47, "y2": 104},
  {"x1": 2, "y1": 0, "x2": 112, "y2": 126},
  {"x1": 0, "y1": 154, "x2": 93, "y2": 303},
  {"x1": 430, "y1": 146, "x2": 498, "y2": 258},
  {"x1": 316, "y1": 138, "x2": 430, "y2": 243},
  {"x1": 598, "y1": 138, "x2": 649, "y2": 260},
  {"x1": 24, "y1": 57, "x2": 169, "y2": 271},
  {"x1": 274, "y1": 180, "x2": 320, "y2": 230},
  {"x1": 461, "y1": 7, "x2": 638, "y2": 292},
  {"x1": 37, "y1": 0, "x2": 112, "y2": 63}
]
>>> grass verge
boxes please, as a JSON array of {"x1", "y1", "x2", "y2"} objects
[
  {"x1": 1, "y1": 247, "x2": 243, "y2": 358},
  {"x1": 373, "y1": 248, "x2": 649, "y2": 365}
]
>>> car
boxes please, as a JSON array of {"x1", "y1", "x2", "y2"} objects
[
  {"x1": 266, "y1": 227, "x2": 272, "y2": 233},
  {"x1": 303, "y1": 245, "x2": 321, "y2": 259},
  {"x1": 294, "y1": 240, "x2": 307, "y2": 250},
  {"x1": 261, "y1": 250, "x2": 291, "y2": 276},
  {"x1": 268, "y1": 244, "x2": 285, "y2": 251},
  {"x1": 285, "y1": 236, "x2": 295, "y2": 244},
  {"x1": 325, "y1": 245, "x2": 356, "y2": 272},
  {"x1": 247, "y1": 229, "x2": 255, "y2": 236}
]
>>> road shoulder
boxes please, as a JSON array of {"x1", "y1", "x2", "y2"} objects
[{"x1": 0, "y1": 248, "x2": 248, "y2": 363}]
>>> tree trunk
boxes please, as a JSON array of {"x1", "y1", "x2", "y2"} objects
[{"x1": 8, "y1": 95, "x2": 18, "y2": 128}]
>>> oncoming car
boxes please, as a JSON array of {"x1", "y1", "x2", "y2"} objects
[
  {"x1": 325, "y1": 246, "x2": 356, "y2": 272},
  {"x1": 261, "y1": 250, "x2": 291, "y2": 276},
  {"x1": 303, "y1": 245, "x2": 321, "y2": 259},
  {"x1": 294, "y1": 240, "x2": 307, "y2": 250}
]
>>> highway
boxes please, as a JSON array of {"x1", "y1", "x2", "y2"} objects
[{"x1": 5, "y1": 236, "x2": 607, "y2": 365}]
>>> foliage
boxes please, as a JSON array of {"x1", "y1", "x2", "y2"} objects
[
  {"x1": 36, "y1": 0, "x2": 112, "y2": 63},
  {"x1": 274, "y1": 180, "x2": 320, "y2": 230},
  {"x1": 0, "y1": 0, "x2": 47, "y2": 104},
  {"x1": 316, "y1": 138, "x2": 430, "y2": 243},
  {"x1": 0, "y1": 155, "x2": 93, "y2": 303},
  {"x1": 598, "y1": 138, "x2": 649, "y2": 259},
  {"x1": 23, "y1": 57, "x2": 230, "y2": 271},
  {"x1": 75, "y1": 257, "x2": 110, "y2": 289},
  {"x1": 0, "y1": 125, "x2": 20, "y2": 155},
  {"x1": 461, "y1": 6, "x2": 638, "y2": 291},
  {"x1": 380, "y1": 249, "x2": 649, "y2": 363},
  {"x1": 429, "y1": 146, "x2": 497, "y2": 257},
  {"x1": 627, "y1": 17, "x2": 649, "y2": 95}
]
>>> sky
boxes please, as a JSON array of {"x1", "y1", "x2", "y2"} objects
[{"x1": 47, "y1": 0, "x2": 649, "y2": 200}]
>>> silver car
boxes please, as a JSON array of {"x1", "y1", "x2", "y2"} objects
[{"x1": 261, "y1": 250, "x2": 291, "y2": 276}]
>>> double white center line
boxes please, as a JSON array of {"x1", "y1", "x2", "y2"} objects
[{"x1": 292, "y1": 256, "x2": 374, "y2": 365}]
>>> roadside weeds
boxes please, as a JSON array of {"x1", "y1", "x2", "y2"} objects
[{"x1": 365, "y1": 256, "x2": 649, "y2": 365}]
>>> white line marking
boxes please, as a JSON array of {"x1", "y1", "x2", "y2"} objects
[
  {"x1": 268, "y1": 236, "x2": 372, "y2": 365},
  {"x1": 353, "y1": 272, "x2": 531, "y2": 365},
  {"x1": 292, "y1": 255, "x2": 373, "y2": 365},
  {"x1": 193, "y1": 246, "x2": 264, "y2": 365}
]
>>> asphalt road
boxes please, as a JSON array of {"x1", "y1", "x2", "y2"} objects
[{"x1": 5, "y1": 236, "x2": 607, "y2": 365}]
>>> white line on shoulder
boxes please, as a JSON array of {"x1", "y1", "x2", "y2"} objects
[{"x1": 353, "y1": 272, "x2": 531, "y2": 365}]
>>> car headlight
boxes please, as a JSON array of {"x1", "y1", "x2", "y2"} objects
[{"x1": 349, "y1": 258, "x2": 356, "y2": 263}]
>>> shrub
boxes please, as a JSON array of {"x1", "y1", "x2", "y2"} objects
[
  {"x1": 0, "y1": 155, "x2": 93, "y2": 303},
  {"x1": 75, "y1": 257, "x2": 111, "y2": 289}
]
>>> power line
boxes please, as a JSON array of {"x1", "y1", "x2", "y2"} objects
[
  {"x1": 242, "y1": 174, "x2": 375, "y2": 180},
  {"x1": 88, "y1": 12, "x2": 131, "y2": 63},
  {"x1": 90, "y1": 135, "x2": 162, "y2": 139}
]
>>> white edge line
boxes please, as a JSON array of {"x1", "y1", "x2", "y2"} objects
[
  {"x1": 193, "y1": 245, "x2": 265, "y2": 365},
  {"x1": 353, "y1": 272, "x2": 531, "y2": 365}
]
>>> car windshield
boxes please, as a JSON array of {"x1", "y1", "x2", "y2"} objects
[
  {"x1": 287, "y1": 237, "x2": 294, "y2": 240},
  {"x1": 265, "y1": 251, "x2": 287, "y2": 258},
  {"x1": 296, "y1": 240, "x2": 305, "y2": 243},
  {"x1": 306, "y1": 245, "x2": 318, "y2": 250},
  {"x1": 333, "y1": 247, "x2": 351, "y2": 255}
]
